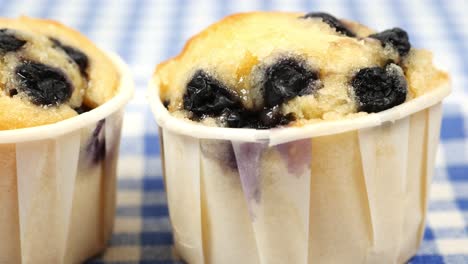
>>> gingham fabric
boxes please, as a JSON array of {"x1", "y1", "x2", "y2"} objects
[{"x1": 1, "y1": 0, "x2": 467, "y2": 263}]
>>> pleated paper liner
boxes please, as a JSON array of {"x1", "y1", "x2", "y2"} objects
[
  {"x1": 149, "y1": 76, "x2": 450, "y2": 264},
  {"x1": 0, "y1": 52, "x2": 133, "y2": 264}
]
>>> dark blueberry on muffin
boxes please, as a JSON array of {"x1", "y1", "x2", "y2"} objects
[
  {"x1": 183, "y1": 70, "x2": 241, "y2": 117},
  {"x1": 74, "y1": 104, "x2": 92, "y2": 114},
  {"x1": 163, "y1": 99, "x2": 170, "y2": 109},
  {"x1": 15, "y1": 61, "x2": 73, "y2": 106},
  {"x1": 0, "y1": 29, "x2": 26, "y2": 52},
  {"x1": 351, "y1": 63, "x2": 407, "y2": 113},
  {"x1": 51, "y1": 38, "x2": 89, "y2": 77},
  {"x1": 263, "y1": 58, "x2": 320, "y2": 107},
  {"x1": 369, "y1": 28, "x2": 411, "y2": 57},
  {"x1": 258, "y1": 106, "x2": 296, "y2": 129},
  {"x1": 221, "y1": 108, "x2": 243, "y2": 128},
  {"x1": 302, "y1": 12, "x2": 355, "y2": 37}
]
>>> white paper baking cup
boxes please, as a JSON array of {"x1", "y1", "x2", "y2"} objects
[
  {"x1": 0, "y1": 52, "x2": 133, "y2": 264},
  {"x1": 148, "y1": 76, "x2": 450, "y2": 264}
]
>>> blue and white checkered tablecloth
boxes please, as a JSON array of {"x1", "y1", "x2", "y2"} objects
[{"x1": 1, "y1": 0, "x2": 467, "y2": 263}]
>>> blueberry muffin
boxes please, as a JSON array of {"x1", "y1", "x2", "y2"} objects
[
  {"x1": 0, "y1": 16, "x2": 119, "y2": 130},
  {"x1": 0, "y1": 17, "x2": 127, "y2": 264},
  {"x1": 155, "y1": 11, "x2": 448, "y2": 128},
  {"x1": 152, "y1": 11, "x2": 450, "y2": 264}
]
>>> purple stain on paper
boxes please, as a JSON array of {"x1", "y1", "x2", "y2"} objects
[
  {"x1": 200, "y1": 140, "x2": 238, "y2": 171},
  {"x1": 87, "y1": 119, "x2": 106, "y2": 164},
  {"x1": 232, "y1": 142, "x2": 266, "y2": 218},
  {"x1": 276, "y1": 139, "x2": 311, "y2": 176}
]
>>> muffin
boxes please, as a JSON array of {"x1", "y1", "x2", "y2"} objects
[
  {"x1": 156, "y1": 12, "x2": 447, "y2": 128},
  {"x1": 150, "y1": 12, "x2": 450, "y2": 264},
  {"x1": 0, "y1": 16, "x2": 119, "y2": 129},
  {"x1": 0, "y1": 16, "x2": 133, "y2": 264}
]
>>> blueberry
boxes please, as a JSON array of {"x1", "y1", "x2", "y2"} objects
[
  {"x1": 221, "y1": 108, "x2": 257, "y2": 128},
  {"x1": 74, "y1": 104, "x2": 92, "y2": 114},
  {"x1": 163, "y1": 99, "x2": 170, "y2": 109},
  {"x1": 9, "y1": 89, "x2": 18, "y2": 96},
  {"x1": 220, "y1": 107, "x2": 296, "y2": 129},
  {"x1": 221, "y1": 108, "x2": 242, "y2": 128},
  {"x1": 369, "y1": 28, "x2": 411, "y2": 57},
  {"x1": 16, "y1": 61, "x2": 72, "y2": 106},
  {"x1": 302, "y1": 12, "x2": 355, "y2": 37},
  {"x1": 351, "y1": 64, "x2": 407, "y2": 113},
  {"x1": 183, "y1": 70, "x2": 241, "y2": 117},
  {"x1": 279, "y1": 112, "x2": 296, "y2": 126},
  {"x1": 184, "y1": 69, "x2": 298, "y2": 129},
  {"x1": 51, "y1": 38, "x2": 89, "y2": 76},
  {"x1": 259, "y1": 106, "x2": 282, "y2": 128},
  {"x1": 264, "y1": 58, "x2": 319, "y2": 107},
  {"x1": 0, "y1": 29, "x2": 26, "y2": 52},
  {"x1": 258, "y1": 107, "x2": 296, "y2": 129}
]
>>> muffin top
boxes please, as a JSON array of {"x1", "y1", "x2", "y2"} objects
[
  {"x1": 0, "y1": 16, "x2": 119, "y2": 130},
  {"x1": 155, "y1": 11, "x2": 449, "y2": 129}
]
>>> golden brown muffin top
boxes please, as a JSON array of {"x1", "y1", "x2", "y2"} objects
[
  {"x1": 0, "y1": 16, "x2": 119, "y2": 130},
  {"x1": 155, "y1": 11, "x2": 448, "y2": 129}
]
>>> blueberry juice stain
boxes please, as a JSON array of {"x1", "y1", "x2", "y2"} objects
[{"x1": 86, "y1": 119, "x2": 106, "y2": 165}]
